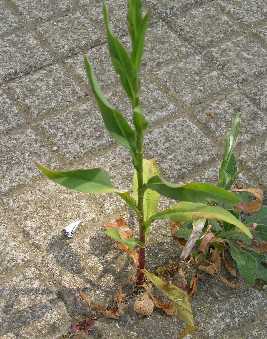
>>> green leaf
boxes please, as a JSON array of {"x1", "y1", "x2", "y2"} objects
[
  {"x1": 105, "y1": 227, "x2": 142, "y2": 250},
  {"x1": 133, "y1": 159, "x2": 160, "y2": 227},
  {"x1": 176, "y1": 224, "x2": 192, "y2": 240},
  {"x1": 245, "y1": 206, "x2": 267, "y2": 225},
  {"x1": 219, "y1": 229, "x2": 252, "y2": 245},
  {"x1": 149, "y1": 202, "x2": 252, "y2": 238},
  {"x1": 128, "y1": 0, "x2": 149, "y2": 70},
  {"x1": 104, "y1": 3, "x2": 138, "y2": 105},
  {"x1": 144, "y1": 270, "x2": 195, "y2": 337},
  {"x1": 36, "y1": 163, "x2": 115, "y2": 193},
  {"x1": 84, "y1": 56, "x2": 136, "y2": 153},
  {"x1": 133, "y1": 105, "x2": 149, "y2": 133},
  {"x1": 244, "y1": 206, "x2": 267, "y2": 241},
  {"x1": 229, "y1": 244, "x2": 258, "y2": 285},
  {"x1": 256, "y1": 264, "x2": 267, "y2": 282},
  {"x1": 117, "y1": 191, "x2": 139, "y2": 213},
  {"x1": 146, "y1": 176, "x2": 241, "y2": 207},
  {"x1": 218, "y1": 113, "x2": 240, "y2": 189},
  {"x1": 255, "y1": 224, "x2": 267, "y2": 241}
]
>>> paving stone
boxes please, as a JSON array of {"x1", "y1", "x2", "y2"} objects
[
  {"x1": 219, "y1": 0, "x2": 267, "y2": 24},
  {"x1": 0, "y1": 266, "x2": 70, "y2": 338},
  {"x1": 208, "y1": 35, "x2": 267, "y2": 84},
  {"x1": 38, "y1": 10, "x2": 100, "y2": 57},
  {"x1": 0, "y1": 221, "x2": 31, "y2": 275},
  {"x1": 0, "y1": 2, "x2": 19, "y2": 34},
  {"x1": 242, "y1": 76, "x2": 267, "y2": 112},
  {"x1": 10, "y1": 64, "x2": 82, "y2": 119},
  {"x1": 167, "y1": 4, "x2": 239, "y2": 49},
  {"x1": 41, "y1": 102, "x2": 112, "y2": 159},
  {"x1": 39, "y1": 0, "x2": 127, "y2": 57},
  {"x1": 14, "y1": 301, "x2": 70, "y2": 339},
  {"x1": 254, "y1": 24, "x2": 267, "y2": 42},
  {"x1": 146, "y1": 0, "x2": 214, "y2": 18},
  {"x1": 0, "y1": 31, "x2": 52, "y2": 83},
  {"x1": 193, "y1": 91, "x2": 267, "y2": 141},
  {"x1": 155, "y1": 55, "x2": 232, "y2": 105},
  {"x1": 145, "y1": 118, "x2": 216, "y2": 180},
  {"x1": 0, "y1": 88, "x2": 24, "y2": 132},
  {"x1": 240, "y1": 138, "x2": 267, "y2": 187},
  {"x1": 0, "y1": 129, "x2": 57, "y2": 194},
  {"x1": 15, "y1": 0, "x2": 73, "y2": 21}
]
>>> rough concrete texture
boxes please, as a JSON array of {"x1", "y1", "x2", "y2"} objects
[{"x1": 0, "y1": 0, "x2": 266, "y2": 338}]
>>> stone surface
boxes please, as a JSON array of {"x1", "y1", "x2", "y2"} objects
[
  {"x1": 255, "y1": 24, "x2": 267, "y2": 42},
  {"x1": 145, "y1": 118, "x2": 216, "y2": 180},
  {"x1": 219, "y1": 0, "x2": 267, "y2": 24},
  {"x1": 155, "y1": 55, "x2": 232, "y2": 105},
  {"x1": 41, "y1": 102, "x2": 112, "y2": 159},
  {"x1": 15, "y1": 0, "x2": 73, "y2": 21},
  {"x1": 0, "y1": 263, "x2": 70, "y2": 338},
  {"x1": 193, "y1": 91, "x2": 267, "y2": 140},
  {"x1": 167, "y1": 3, "x2": 240, "y2": 49},
  {"x1": 0, "y1": 31, "x2": 52, "y2": 83},
  {"x1": 1, "y1": 0, "x2": 267, "y2": 337},
  {"x1": 38, "y1": 0, "x2": 127, "y2": 57},
  {"x1": 240, "y1": 138, "x2": 267, "y2": 187},
  {"x1": 10, "y1": 64, "x2": 82, "y2": 119},
  {"x1": 0, "y1": 2, "x2": 19, "y2": 35},
  {"x1": 0, "y1": 129, "x2": 57, "y2": 194},
  {"x1": 0, "y1": 88, "x2": 25, "y2": 132},
  {"x1": 242, "y1": 76, "x2": 267, "y2": 112},
  {"x1": 208, "y1": 35, "x2": 267, "y2": 84}
]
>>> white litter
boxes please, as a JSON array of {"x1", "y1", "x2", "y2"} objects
[{"x1": 63, "y1": 219, "x2": 81, "y2": 238}]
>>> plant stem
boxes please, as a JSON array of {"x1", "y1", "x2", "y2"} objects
[{"x1": 135, "y1": 129, "x2": 146, "y2": 286}]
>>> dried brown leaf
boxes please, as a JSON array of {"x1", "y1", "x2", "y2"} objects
[
  {"x1": 199, "y1": 232, "x2": 216, "y2": 253},
  {"x1": 252, "y1": 240, "x2": 267, "y2": 253},
  {"x1": 198, "y1": 249, "x2": 221, "y2": 276},
  {"x1": 189, "y1": 275, "x2": 199, "y2": 297},
  {"x1": 134, "y1": 292, "x2": 154, "y2": 316},
  {"x1": 79, "y1": 291, "x2": 120, "y2": 319},
  {"x1": 149, "y1": 294, "x2": 176, "y2": 316},
  {"x1": 234, "y1": 188, "x2": 263, "y2": 214},
  {"x1": 218, "y1": 275, "x2": 241, "y2": 289},
  {"x1": 222, "y1": 256, "x2": 237, "y2": 277}
]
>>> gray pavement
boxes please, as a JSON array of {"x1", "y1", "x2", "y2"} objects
[{"x1": 0, "y1": 0, "x2": 266, "y2": 338}]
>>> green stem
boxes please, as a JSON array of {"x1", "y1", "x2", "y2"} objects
[{"x1": 135, "y1": 129, "x2": 146, "y2": 286}]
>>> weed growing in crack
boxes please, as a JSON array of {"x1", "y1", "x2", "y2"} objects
[{"x1": 37, "y1": 1, "x2": 266, "y2": 337}]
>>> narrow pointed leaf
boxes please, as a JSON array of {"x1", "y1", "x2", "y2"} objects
[
  {"x1": 104, "y1": 3, "x2": 138, "y2": 105},
  {"x1": 36, "y1": 163, "x2": 115, "y2": 193},
  {"x1": 149, "y1": 202, "x2": 252, "y2": 238},
  {"x1": 128, "y1": 0, "x2": 149, "y2": 70},
  {"x1": 105, "y1": 227, "x2": 142, "y2": 250},
  {"x1": 218, "y1": 113, "x2": 240, "y2": 189},
  {"x1": 133, "y1": 159, "x2": 160, "y2": 226},
  {"x1": 84, "y1": 56, "x2": 136, "y2": 153},
  {"x1": 144, "y1": 270, "x2": 195, "y2": 336},
  {"x1": 147, "y1": 176, "x2": 241, "y2": 206}
]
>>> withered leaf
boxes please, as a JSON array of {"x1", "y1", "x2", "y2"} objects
[
  {"x1": 199, "y1": 232, "x2": 216, "y2": 253},
  {"x1": 222, "y1": 256, "x2": 237, "y2": 277},
  {"x1": 234, "y1": 188, "x2": 263, "y2": 214}
]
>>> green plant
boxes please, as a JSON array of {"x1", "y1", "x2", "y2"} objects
[
  {"x1": 37, "y1": 0, "x2": 263, "y2": 335},
  {"x1": 173, "y1": 114, "x2": 267, "y2": 286}
]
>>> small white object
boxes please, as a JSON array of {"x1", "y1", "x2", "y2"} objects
[{"x1": 63, "y1": 219, "x2": 81, "y2": 238}]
